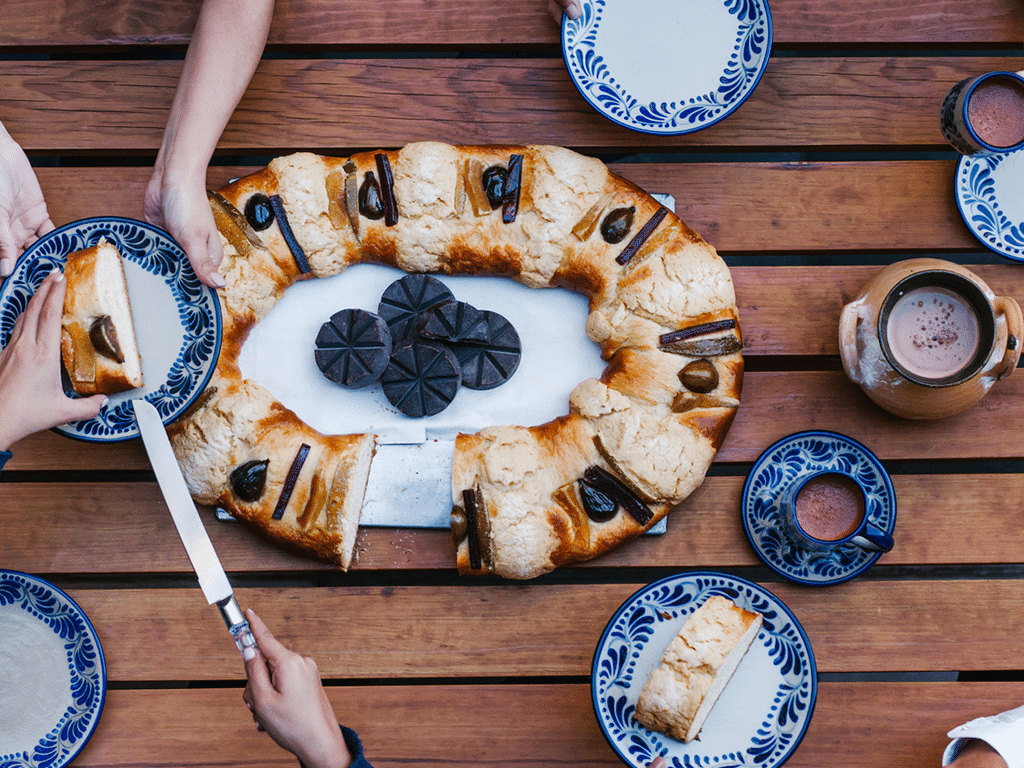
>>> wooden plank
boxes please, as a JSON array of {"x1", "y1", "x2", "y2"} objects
[
  {"x1": 72, "y1": 682, "x2": 1024, "y2": 768},
  {"x1": 62, "y1": 581, "x2": 1024, "y2": 681},
  {"x1": 2, "y1": 473, "x2": 1022, "y2": 574},
  {"x1": 2, "y1": 58, "x2": 1020, "y2": 152},
  {"x1": 7, "y1": 365, "x2": 1024, "y2": 471},
  {"x1": 2, "y1": 0, "x2": 1022, "y2": 47},
  {"x1": 33, "y1": 161, "x2": 975, "y2": 254}
]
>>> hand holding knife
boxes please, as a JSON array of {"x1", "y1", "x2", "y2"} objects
[{"x1": 133, "y1": 398, "x2": 258, "y2": 660}]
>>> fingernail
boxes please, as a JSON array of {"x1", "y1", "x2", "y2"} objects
[
  {"x1": 568, "y1": 2, "x2": 581, "y2": 19},
  {"x1": 210, "y1": 273, "x2": 226, "y2": 289},
  {"x1": 1, "y1": 258, "x2": 13, "y2": 276},
  {"x1": 52, "y1": 269, "x2": 65, "y2": 282},
  {"x1": 242, "y1": 646, "x2": 257, "y2": 662},
  {"x1": 100, "y1": 397, "x2": 110, "y2": 409}
]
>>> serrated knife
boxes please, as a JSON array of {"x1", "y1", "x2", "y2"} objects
[{"x1": 133, "y1": 399, "x2": 257, "y2": 660}]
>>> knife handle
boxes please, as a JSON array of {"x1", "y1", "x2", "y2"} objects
[{"x1": 217, "y1": 596, "x2": 259, "y2": 661}]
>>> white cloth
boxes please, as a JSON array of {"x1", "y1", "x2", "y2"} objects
[{"x1": 943, "y1": 704, "x2": 1024, "y2": 767}]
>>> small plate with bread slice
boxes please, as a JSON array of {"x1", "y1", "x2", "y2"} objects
[
  {"x1": 0, "y1": 217, "x2": 222, "y2": 442},
  {"x1": 592, "y1": 572, "x2": 816, "y2": 767}
]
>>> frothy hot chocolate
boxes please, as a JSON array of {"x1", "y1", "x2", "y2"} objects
[
  {"x1": 794, "y1": 473, "x2": 865, "y2": 542},
  {"x1": 885, "y1": 286, "x2": 981, "y2": 381},
  {"x1": 968, "y1": 75, "x2": 1024, "y2": 149}
]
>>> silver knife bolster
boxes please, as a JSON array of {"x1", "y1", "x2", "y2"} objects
[{"x1": 217, "y1": 596, "x2": 258, "y2": 660}]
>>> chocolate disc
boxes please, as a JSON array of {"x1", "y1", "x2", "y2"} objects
[
  {"x1": 449, "y1": 310, "x2": 521, "y2": 390},
  {"x1": 380, "y1": 340, "x2": 462, "y2": 417},
  {"x1": 418, "y1": 300, "x2": 489, "y2": 344},
  {"x1": 314, "y1": 308, "x2": 393, "y2": 389},
  {"x1": 378, "y1": 274, "x2": 455, "y2": 340}
]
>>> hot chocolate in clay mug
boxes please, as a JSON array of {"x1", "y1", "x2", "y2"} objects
[{"x1": 839, "y1": 259, "x2": 1022, "y2": 420}]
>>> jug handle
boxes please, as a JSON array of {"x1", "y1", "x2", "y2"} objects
[
  {"x1": 992, "y1": 297, "x2": 1024, "y2": 380},
  {"x1": 838, "y1": 302, "x2": 863, "y2": 383}
]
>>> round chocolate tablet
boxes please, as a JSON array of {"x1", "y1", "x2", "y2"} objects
[
  {"x1": 378, "y1": 274, "x2": 455, "y2": 340},
  {"x1": 314, "y1": 308, "x2": 393, "y2": 389},
  {"x1": 448, "y1": 310, "x2": 521, "y2": 390},
  {"x1": 380, "y1": 340, "x2": 462, "y2": 418},
  {"x1": 418, "y1": 300, "x2": 489, "y2": 344}
]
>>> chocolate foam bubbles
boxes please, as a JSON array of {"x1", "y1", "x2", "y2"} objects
[{"x1": 884, "y1": 286, "x2": 981, "y2": 381}]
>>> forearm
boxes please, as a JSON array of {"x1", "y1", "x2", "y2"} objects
[{"x1": 154, "y1": 0, "x2": 274, "y2": 186}]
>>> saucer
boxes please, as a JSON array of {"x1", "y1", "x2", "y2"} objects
[
  {"x1": 591, "y1": 572, "x2": 816, "y2": 767},
  {"x1": 561, "y1": 0, "x2": 773, "y2": 135},
  {"x1": 0, "y1": 570, "x2": 106, "y2": 767},
  {"x1": 0, "y1": 217, "x2": 222, "y2": 441},
  {"x1": 742, "y1": 430, "x2": 897, "y2": 586},
  {"x1": 955, "y1": 151, "x2": 1024, "y2": 262}
]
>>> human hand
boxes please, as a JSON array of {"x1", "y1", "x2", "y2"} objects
[
  {"x1": 143, "y1": 171, "x2": 225, "y2": 289},
  {"x1": 547, "y1": 0, "x2": 581, "y2": 24},
  {"x1": 647, "y1": 758, "x2": 667, "y2": 768},
  {"x1": 948, "y1": 739, "x2": 1009, "y2": 768},
  {"x1": 0, "y1": 127, "x2": 55, "y2": 278},
  {"x1": 0, "y1": 270, "x2": 106, "y2": 450},
  {"x1": 242, "y1": 609, "x2": 353, "y2": 768}
]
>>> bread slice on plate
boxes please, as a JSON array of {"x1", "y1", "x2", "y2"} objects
[
  {"x1": 60, "y1": 238, "x2": 143, "y2": 395},
  {"x1": 634, "y1": 595, "x2": 763, "y2": 743}
]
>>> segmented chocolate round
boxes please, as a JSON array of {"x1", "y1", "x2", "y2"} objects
[
  {"x1": 314, "y1": 308, "x2": 393, "y2": 389},
  {"x1": 449, "y1": 310, "x2": 521, "y2": 390},
  {"x1": 380, "y1": 340, "x2": 462, "y2": 417},
  {"x1": 418, "y1": 300, "x2": 489, "y2": 344},
  {"x1": 377, "y1": 274, "x2": 455, "y2": 340}
]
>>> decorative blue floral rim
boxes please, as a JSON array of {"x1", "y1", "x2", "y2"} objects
[
  {"x1": 0, "y1": 217, "x2": 222, "y2": 441},
  {"x1": 0, "y1": 570, "x2": 106, "y2": 768},
  {"x1": 591, "y1": 572, "x2": 816, "y2": 767},
  {"x1": 562, "y1": 0, "x2": 773, "y2": 135},
  {"x1": 742, "y1": 430, "x2": 897, "y2": 586},
  {"x1": 955, "y1": 152, "x2": 1024, "y2": 262}
]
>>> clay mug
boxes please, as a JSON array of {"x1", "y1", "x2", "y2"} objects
[
  {"x1": 778, "y1": 469, "x2": 893, "y2": 553},
  {"x1": 839, "y1": 258, "x2": 1022, "y2": 420},
  {"x1": 940, "y1": 70, "x2": 1024, "y2": 156}
]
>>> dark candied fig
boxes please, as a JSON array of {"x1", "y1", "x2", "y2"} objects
[
  {"x1": 418, "y1": 301, "x2": 489, "y2": 344},
  {"x1": 377, "y1": 274, "x2": 455, "y2": 340},
  {"x1": 358, "y1": 171, "x2": 385, "y2": 219},
  {"x1": 482, "y1": 165, "x2": 507, "y2": 209},
  {"x1": 380, "y1": 340, "x2": 462, "y2": 418},
  {"x1": 314, "y1": 308, "x2": 393, "y2": 389},
  {"x1": 230, "y1": 459, "x2": 269, "y2": 503},
  {"x1": 450, "y1": 506, "x2": 469, "y2": 545},
  {"x1": 273, "y1": 443, "x2": 310, "y2": 520},
  {"x1": 601, "y1": 206, "x2": 635, "y2": 244},
  {"x1": 89, "y1": 315, "x2": 124, "y2": 363},
  {"x1": 244, "y1": 193, "x2": 275, "y2": 231},
  {"x1": 579, "y1": 480, "x2": 618, "y2": 522},
  {"x1": 448, "y1": 310, "x2": 522, "y2": 390},
  {"x1": 678, "y1": 359, "x2": 719, "y2": 393}
]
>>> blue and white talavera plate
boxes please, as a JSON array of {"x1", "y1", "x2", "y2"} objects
[
  {"x1": 562, "y1": 0, "x2": 773, "y2": 135},
  {"x1": 0, "y1": 217, "x2": 222, "y2": 441},
  {"x1": 955, "y1": 151, "x2": 1024, "y2": 262},
  {"x1": 0, "y1": 570, "x2": 106, "y2": 768},
  {"x1": 592, "y1": 572, "x2": 816, "y2": 767},
  {"x1": 742, "y1": 430, "x2": 897, "y2": 586}
]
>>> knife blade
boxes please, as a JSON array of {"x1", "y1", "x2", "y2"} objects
[{"x1": 132, "y1": 399, "x2": 257, "y2": 661}]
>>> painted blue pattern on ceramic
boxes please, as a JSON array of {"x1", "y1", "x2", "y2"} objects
[
  {"x1": 0, "y1": 217, "x2": 222, "y2": 441},
  {"x1": 742, "y1": 431, "x2": 896, "y2": 586},
  {"x1": 0, "y1": 571, "x2": 106, "y2": 768},
  {"x1": 562, "y1": 0, "x2": 772, "y2": 135},
  {"x1": 592, "y1": 572, "x2": 816, "y2": 767},
  {"x1": 955, "y1": 153, "x2": 1024, "y2": 262}
]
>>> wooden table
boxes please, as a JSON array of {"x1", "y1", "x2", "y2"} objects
[{"x1": 3, "y1": 2, "x2": 1024, "y2": 766}]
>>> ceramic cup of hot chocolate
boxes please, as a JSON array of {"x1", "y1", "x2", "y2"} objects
[
  {"x1": 778, "y1": 470, "x2": 893, "y2": 553},
  {"x1": 839, "y1": 259, "x2": 1022, "y2": 420},
  {"x1": 940, "y1": 70, "x2": 1024, "y2": 156}
]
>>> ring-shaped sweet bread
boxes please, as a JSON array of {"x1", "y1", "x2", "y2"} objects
[{"x1": 168, "y1": 142, "x2": 742, "y2": 579}]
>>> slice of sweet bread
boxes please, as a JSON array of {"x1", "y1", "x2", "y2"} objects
[
  {"x1": 634, "y1": 595, "x2": 762, "y2": 742},
  {"x1": 60, "y1": 238, "x2": 143, "y2": 395}
]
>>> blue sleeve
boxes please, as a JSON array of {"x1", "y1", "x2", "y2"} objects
[
  {"x1": 0, "y1": 450, "x2": 11, "y2": 473},
  {"x1": 298, "y1": 725, "x2": 373, "y2": 768}
]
